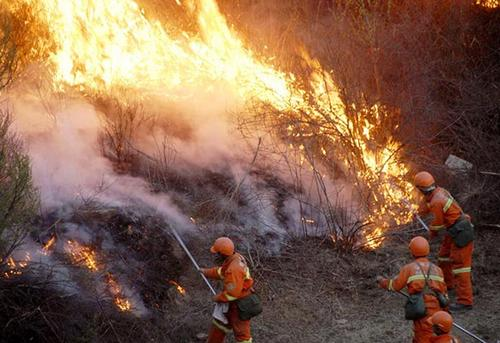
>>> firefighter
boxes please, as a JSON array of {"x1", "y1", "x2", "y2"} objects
[
  {"x1": 377, "y1": 236, "x2": 448, "y2": 343},
  {"x1": 414, "y1": 171, "x2": 474, "y2": 311},
  {"x1": 428, "y1": 311, "x2": 461, "y2": 342},
  {"x1": 200, "y1": 237, "x2": 254, "y2": 343}
]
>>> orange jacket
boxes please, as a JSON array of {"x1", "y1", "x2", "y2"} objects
[
  {"x1": 204, "y1": 253, "x2": 254, "y2": 302},
  {"x1": 418, "y1": 187, "x2": 464, "y2": 236},
  {"x1": 430, "y1": 335, "x2": 461, "y2": 342},
  {"x1": 380, "y1": 258, "x2": 447, "y2": 309}
]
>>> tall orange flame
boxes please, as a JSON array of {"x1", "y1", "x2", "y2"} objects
[{"x1": 8, "y1": 0, "x2": 416, "y2": 248}]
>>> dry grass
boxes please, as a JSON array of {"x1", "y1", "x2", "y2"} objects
[
  {"x1": 161, "y1": 226, "x2": 500, "y2": 342},
  {"x1": 1, "y1": 208, "x2": 499, "y2": 342}
]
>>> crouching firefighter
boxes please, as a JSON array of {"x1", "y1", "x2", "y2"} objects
[
  {"x1": 377, "y1": 236, "x2": 449, "y2": 343},
  {"x1": 201, "y1": 237, "x2": 262, "y2": 343},
  {"x1": 427, "y1": 311, "x2": 461, "y2": 342},
  {"x1": 414, "y1": 171, "x2": 474, "y2": 311}
]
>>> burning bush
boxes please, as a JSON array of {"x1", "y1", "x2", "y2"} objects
[
  {"x1": 0, "y1": 10, "x2": 16, "y2": 90},
  {"x1": 233, "y1": 0, "x2": 500, "y2": 240}
]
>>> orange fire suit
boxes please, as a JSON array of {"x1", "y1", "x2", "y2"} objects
[
  {"x1": 418, "y1": 187, "x2": 474, "y2": 305},
  {"x1": 430, "y1": 334, "x2": 461, "y2": 342},
  {"x1": 203, "y1": 253, "x2": 254, "y2": 343},
  {"x1": 380, "y1": 258, "x2": 448, "y2": 343}
]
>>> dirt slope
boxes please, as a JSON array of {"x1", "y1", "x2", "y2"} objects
[{"x1": 171, "y1": 228, "x2": 499, "y2": 342}]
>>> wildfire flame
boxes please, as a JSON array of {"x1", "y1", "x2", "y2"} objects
[
  {"x1": 3, "y1": 253, "x2": 31, "y2": 278},
  {"x1": 301, "y1": 218, "x2": 315, "y2": 224},
  {"x1": 476, "y1": 0, "x2": 499, "y2": 8},
  {"x1": 107, "y1": 273, "x2": 132, "y2": 312},
  {"x1": 65, "y1": 240, "x2": 100, "y2": 272},
  {"x1": 64, "y1": 240, "x2": 132, "y2": 312},
  {"x1": 42, "y1": 235, "x2": 57, "y2": 254},
  {"x1": 8, "y1": 0, "x2": 417, "y2": 248},
  {"x1": 169, "y1": 280, "x2": 186, "y2": 296}
]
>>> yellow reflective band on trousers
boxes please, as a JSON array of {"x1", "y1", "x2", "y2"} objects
[
  {"x1": 237, "y1": 339, "x2": 252, "y2": 343},
  {"x1": 407, "y1": 274, "x2": 444, "y2": 284},
  {"x1": 438, "y1": 257, "x2": 452, "y2": 262},
  {"x1": 443, "y1": 198, "x2": 454, "y2": 212},
  {"x1": 212, "y1": 320, "x2": 231, "y2": 333},
  {"x1": 452, "y1": 267, "x2": 471, "y2": 275}
]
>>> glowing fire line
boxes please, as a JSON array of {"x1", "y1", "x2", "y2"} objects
[
  {"x1": 2, "y1": 253, "x2": 31, "y2": 278},
  {"x1": 65, "y1": 240, "x2": 132, "y2": 312},
  {"x1": 169, "y1": 280, "x2": 186, "y2": 296}
]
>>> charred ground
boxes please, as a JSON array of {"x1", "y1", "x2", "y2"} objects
[{"x1": 1, "y1": 216, "x2": 499, "y2": 342}]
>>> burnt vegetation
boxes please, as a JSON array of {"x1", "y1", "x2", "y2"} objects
[{"x1": 0, "y1": 1, "x2": 499, "y2": 342}]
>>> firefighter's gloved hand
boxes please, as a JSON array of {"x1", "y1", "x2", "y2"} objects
[
  {"x1": 212, "y1": 294, "x2": 221, "y2": 302},
  {"x1": 199, "y1": 268, "x2": 208, "y2": 276},
  {"x1": 376, "y1": 276, "x2": 384, "y2": 288}
]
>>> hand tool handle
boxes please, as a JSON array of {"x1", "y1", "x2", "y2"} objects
[{"x1": 171, "y1": 228, "x2": 217, "y2": 295}]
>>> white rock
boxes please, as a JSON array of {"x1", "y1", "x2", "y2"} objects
[{"x1": 445, "y1": 154, "x2": 473, "y2": 172}]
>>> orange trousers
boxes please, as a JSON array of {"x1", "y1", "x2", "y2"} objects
[
  {"x1": 413, "y1": 299, "x2": 441, "y2": 343},
  {"x1": 439, "y1": 235, "x2": 473, "y2": 305},
  {"x1": 413, "y1": 314, "x2": 434, "y2": 343},
  {"x1": 207, "y1": 302, "x2": 252, "y2": 343},
  {"x1": 438, "y1": 235, "x2": 454, "y2": 289}
]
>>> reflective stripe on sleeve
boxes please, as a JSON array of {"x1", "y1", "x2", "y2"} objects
[
  {"x1": 452, "y1": 267, "x2": 471, "y2": 274},
  {"x1": 388, "y1": 279, "x2": 394, "y2": 291},
  {"x1": 217, "y1": 267, "x2": 223, "y2": 279},
  {"x1": 225, "y1": 293, "x2": 238, "y2": 301},
  {"x1": 443, "y1": 198, "x2": 454, "y2": 212}
]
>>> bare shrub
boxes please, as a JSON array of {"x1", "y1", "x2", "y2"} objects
[
  {"x1": 0, "y1": 111, "x2": 39, "y2": 261},
  {"x1": 95, "y1": 96, "x2": 147, "y2": 173},
  {"x1": 142, "y1": 129, "x2": 178, "y2": 192}
]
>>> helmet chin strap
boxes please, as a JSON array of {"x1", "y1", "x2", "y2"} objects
[
  {"x1": 215, "y1": 253, "x2": 227, "y2": 264},
  {"x1": 432, "y1": 325, "x2": 445, "y2": 336}
]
